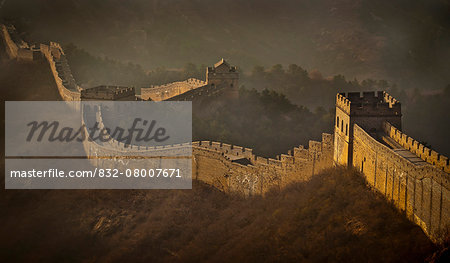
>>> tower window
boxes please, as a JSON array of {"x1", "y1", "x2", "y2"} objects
[
  {"x1": 341, "y1": 120, "x2": 344, "y2": 132},
  {"x1": 336, "y1": 116, "x2": 339, "y2": 127},
  {"x1": 346, "y1": 124, "x2": 348, "y2": 135}
]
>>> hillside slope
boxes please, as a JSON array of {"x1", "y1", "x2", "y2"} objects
[{"x1": 0, "y1": 168, "x2": 438, "y2": 262}]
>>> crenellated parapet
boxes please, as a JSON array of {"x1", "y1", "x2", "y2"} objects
[
  {"x1": 81, "y1": 85, "x2": 136, "y2": 101},
  {"x1": 352, "y1": 123, "x2": 450, "y2": 243},
  {"x1": 336, "y1": 91, "x2": 401, "y2": 117},
  {"x1": 141, "y1": 78, "x2": 207, "y2": 101},
  {"x1": 1, "y1": 25, "x2": 235, "y2": 103},
  {"x1": 39, "y1": 42, "x2": 81, "y2": 101},
  {"x1": 336, "y1": 93, "x2": 351, "y2": 115},
  {"x1": 383, "y1": 122, "x2": 450, "y2": 173},
  {"x1": 335, "y1": 89, "x2": 450, "y2": 243},
  {"x1": 0, "y1": 24, "x2": 19, "y2": 59},
  {"x1": 206, "y1": 58, "x2": 239, "y2": 98},
  {"x1": 0, "y1": 24, "x2": 43, "y2": 61},
  {"x1": 82, "y1": 104, "x2": 334, "y2": 195}
]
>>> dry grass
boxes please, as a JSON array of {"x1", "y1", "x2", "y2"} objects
[{"x1": 0, "y1": 168, "x2": 440, "y2": 262}]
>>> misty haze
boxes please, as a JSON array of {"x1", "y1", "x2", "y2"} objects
[{"x1": 0, "y1": 0, "x2": 449, "y2": 262}]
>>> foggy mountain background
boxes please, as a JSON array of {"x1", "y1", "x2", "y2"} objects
[
  {"x1": 0, "y1": 0, "x2": 449, "y2": 156},
  {"x1": 1, "y1": 0, "x2": 449, "y2": 90}
]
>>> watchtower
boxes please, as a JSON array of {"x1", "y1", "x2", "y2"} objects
[
  {"x1": 334, "y1": 91, "x2": 402, "y2": 166},
  {"x1": 206, "y1": 58, "x2": 239, "y2": 98}
]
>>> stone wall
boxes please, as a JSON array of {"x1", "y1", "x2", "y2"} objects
[
  {"x1": 0, "y1": 24, "x2": 19, "y2": 59},
  {"x1": 0, "y1": 24, "x2": 42, "y2": 62},
  {"x1": 3, "y1": 25, "x2": 333, "y2": 196},
  {"x1": 40, "y1": 42, "x2": 81, "y2": 101},
  {"x1": 140, "y1": 78, "x2": 207, "y2": 101},
  {"x1": 334, "y1": 101, "x2": 351, "y2": 166},
  {"x1": 352, "y1": 124, "x2": 449, "y2": 243},
  {"x1": 166, "y1": 82, "x2": 225, "y2": 101},
  {"x1": 82, "y1": 104, "x2": 334, "y2": 195},
  {"x1": 83, "y1": 134, "x2": 334, "y2": 196},
  {"x1": 383, "y1": 122, "x2": 450, "y2": 173}
]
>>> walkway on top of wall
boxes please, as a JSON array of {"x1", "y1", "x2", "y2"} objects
[{"x1": 382, "y1": 134, "x2": 428, "y2": 166}]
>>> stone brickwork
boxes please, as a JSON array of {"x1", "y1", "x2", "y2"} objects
[
  {"x1": 165, "y1": 81, "x2": 226, "y2": 101},
  {"x1": 3, "y1": 23, "x2": 447, "y2": 243},
  {"x1": 140, "y1": 78, "x2": 207, "y2": 101},
  {"x1": 0, "y1": 24, "x2": 42, "y2": 61},
  {"x1": 334, "y1": 91, "x2": 402, "y2": 167},
  {"x1": 1, "y1": 25, "x2": 237, "y2": 103},
  {"x1": 140, "y1": 58, "x2": 239, "y2": 101},
  {"x1": 0, "y1": 24, "x2": 19, "y2": 59},
  {"x1": 383, "y1": 122, "x2": 450, "y2": 173},
  {"x1": 81, "y1": 85, "x2": 136, "y2": 101},
  {"x1": 39, "y1": 42, "x2": 81, "y2": 102},
  {"x1": 82, "y1": 104, "x2": 334, "y2": 196},
  {"x1": 352, "y1": 124, "x2": 449, "y2": 243},
  {"x1": 335, "y1": 91, "x2": 449, "y2": 243},
  {"x1": 206, "y1": 59, "x2": 239, "y2": 98}
]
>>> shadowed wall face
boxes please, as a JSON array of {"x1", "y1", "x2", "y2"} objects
[{"x1": 335, "y1": 91, "x2": 449, "y2": 243}]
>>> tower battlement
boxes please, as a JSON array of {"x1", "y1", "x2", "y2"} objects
[
  {"x1": 206, "y1": 58, "x2": 239, "y2": 98},
  {"x1": 336, "y1": 91, "x2": 401, "y2": 117},
  {"x1": 336, "y1": 93, "x2": 351, "y2": 114}
]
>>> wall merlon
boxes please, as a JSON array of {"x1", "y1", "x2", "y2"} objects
[
  {"x1": 322, "y1": 133, "x2": 333, "y2": 145},
  {"x1": 254, "y1": 156, "x2": 268, "y2": 165},
  {"x1": 268, "y1": 158, "x2": 282, "y2": 167},
  {"x1": 336, "y1": 93, "x2": 351, "y2": 113},
  {"x1": 200, "y1": 141, "x2": 211, "y2": 146},
  {"x1": 430, "y1": 151, "x2": 439, "y2": 163},
  {"x1": 382, "y1": 91, "x2": 401, "y2": 107},
  {"x1": 383, "y1": 121, "x2": 449, "y2": 174},
  {"x1": 293, "y1": 146, "x2": 308, "y2": 159},
  {"x1": 280, "y1": 154, "x2": 294, "y2": 164},
  {"x1": 211, "y1": 142, "x2": 221, "y2": 149},
  {"x1": 339, "y1": 91, "x2": 401, "y2": 117},
  {"x1": 221, "y1": 143, "x2": 232, "y2": 152},
  {"x1": 308, "y1": 140, "x2": 322, "y2": 154}
]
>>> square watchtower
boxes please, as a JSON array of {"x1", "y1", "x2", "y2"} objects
[
  {"x1": 206, "y1": 58, "x2": 239, "y2": 98},
  {"x1": 334, "y1": 91, "x2": 402, "y2": 166}
]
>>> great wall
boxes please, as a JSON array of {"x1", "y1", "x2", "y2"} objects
[{"x1": 1, "y1": 24, "x2": 448, "y2": 243}]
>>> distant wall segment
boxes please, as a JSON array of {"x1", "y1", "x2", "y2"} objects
[{"x1": 141, "y1": 78, "x2": 207, "y2": 101}]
